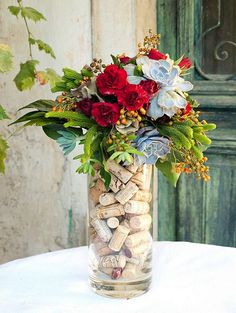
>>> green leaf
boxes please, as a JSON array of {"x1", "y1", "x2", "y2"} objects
[
  {"x1": 14, "y1": 60, "x2": 39, "y2": 91},
  {"x1": 46, "y1": 111, "x2": 96, "y2": 129},
  {"x1": 156, "y1": 160, "x2": 180, "y2": 187},
  {"x1": 30, "y1": 38, "x2": 55, "y2": 59},
  {"x1": 8, "y1": 6, "x2": 21, "y2": 17},
  {"x1": 0, "y1": 105, "x2": 9, "y2": 120},
  {"x1": 21, "y1": 7, "x2": 46, "y2": 22},
  {"x1": 0, "y1": 44, "x2": 13, "y2": 73},
  {"x1": 42, "y1": 124, "x2": 82, "y2": 140},
  {"x1": 111, "y1": 55, "x2": 121, "y2": 67},
  {"x1": 84, "y1": 125, "x2": 97, "y2": 157},
  {"x1": 0, "y1": 135, "x2": 8, "y2": 174},
  {"x1": 44, "y1": 68, "x2": 61, "y2": 87},
  {"x1": 100, "y1": 166, "x2": 111, "y2": 190},
  {"x1": 19, "y1": 99, "x2": 55, "y2": 112},
  {"x1": 9, "y1": 111, "x2": 45, "y2": 125}
]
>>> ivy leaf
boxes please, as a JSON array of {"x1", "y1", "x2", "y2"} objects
[
  {"x1": 0, "y1": 105, "x2": 9, "y2": 120},
  {"x1": 156, "y1": 159, "x2": 180, "y2": 187},
  {"x1": 56, "y1": 130, "x2": 83, "y2": 155},
  {"x1": 8, "y1": 6, "x2": 21, "y2": 17},
  {"x1": 19, "y1": 99, "x2": 55, "y2": 112},
  {"x1": 0, "y1": 135, "x2": 8, "y2": 174},
  {"x1": 29, "y1": 38, "x2": 55, "y2": 59},
  {"x1": 21, "y1": 7, "x2": 46, "y2": 22},
  {"x1": 14, "y1": 60, "x2": 39, "y2": 91},
  {"x1": 0, "y1": 44, "x2": 13, "y2": 73}
]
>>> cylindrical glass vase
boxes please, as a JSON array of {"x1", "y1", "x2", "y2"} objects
[{"x1": 88, "y1": 161, "x2": 153, "y2": 298}]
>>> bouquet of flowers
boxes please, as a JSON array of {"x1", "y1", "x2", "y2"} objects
[{"x1": 12, "y1": 31, "x2": 215, "y2": 187}]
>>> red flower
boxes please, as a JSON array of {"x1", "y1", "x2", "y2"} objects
[
  {"x1": 148, "y1": 49, "x2": 167, "y2": 61},
  {"x1": 91, "y1": 102, "x2": 120, "y2": 127},
  {"x1": 74, "y1": 98, "x2": 96, "y2": 116},
  {"x1": 139, "y1": 80, "x2": 160, "y2": 97},
  {"x1": 179, "y1": 57, "x2": 192, "y2": 69},
  {"x1": 96, "y1": 64, "x2": 127, "y2": 96},
  {"x1": 118, "y1": 84, "x2": 149, "y2": 111},
  {"x1": 182, "y1": 102, "x2": 191, "y2": 115},
  {"x1": 119, "y1": 56, "x2": 131, "y2": 64}
]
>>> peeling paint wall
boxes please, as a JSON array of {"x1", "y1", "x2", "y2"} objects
[{"x1": 0, "y1": 0, "x2": 156, "y2": 264}]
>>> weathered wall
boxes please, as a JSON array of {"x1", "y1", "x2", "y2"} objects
[{"x1": 0, "y1": 0, "x2": 156, "y2": 264}]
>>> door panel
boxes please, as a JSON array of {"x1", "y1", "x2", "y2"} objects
[{"x1": 157, "y1": 0, "x2": 236, "y2": 246}]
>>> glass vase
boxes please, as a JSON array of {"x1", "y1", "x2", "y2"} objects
[{"x1": 88, "y1": 160, "x2": 153, "y2": 298}]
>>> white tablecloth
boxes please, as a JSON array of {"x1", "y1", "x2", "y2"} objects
[{"x1": 0, "y1": 241, "x2": 236, "y2": 313}]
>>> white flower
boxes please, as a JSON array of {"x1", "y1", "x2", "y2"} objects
[{"x1": 135, "y1": 56, "x2": 193, "y2": 119}]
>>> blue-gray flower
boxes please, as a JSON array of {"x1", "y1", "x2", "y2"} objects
[{"x1": 133, "y1": 126, "x2": 170, "y2": 165}]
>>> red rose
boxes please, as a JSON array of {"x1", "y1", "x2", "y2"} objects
[
  {"x1": 148, "y1": 49, "x2": 167, "y2": 60},
  {"x1": 96, "y1": 64, "x2": 127, "y2": 96},
  {"x1": 139, "y1": 80, "x2": 160, "y2": 97},
  {"x1": 119, "y1": 56, "x2": 130, "y2": 64},
  {"x1": 179, "y1": 57, "x2": 192, "y2": 69},
  {"x1": 74, "y1": 98, "x2": 96, "y2": 116},
  {"x1": 91, "y1": 102, "x2": 120, "y2": 126},
  {"x1": 118, "y1": 84, "x2": 149, "y2": 111}
]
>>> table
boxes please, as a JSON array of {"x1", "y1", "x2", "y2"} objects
[{"x1": 0, "y1": 241, "x2": 236, "y2": 313}]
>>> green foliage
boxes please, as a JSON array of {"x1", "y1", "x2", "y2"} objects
[
  {"x1": 45, "y1": 111, "x2": 97, "y2": 129},
  {"x1": 159, "y1": 125, "x2": 192, "y2": 150},
  {"x1": 191, "y1": 145, "x2": 203, "y2": 160},
  {"x1": 21, "y1": 7, "x2": 46, "y2": 22},
  {"x1": 56, "y1": 130, "x2": 83, "y2": 155},
  {"x1": 193, "y1": 132, "x2": 212, "y2": 145},
  {"x1": 100, "y1": 166, "x2": 111, "y2": 189},
  {"x1": 14, "y1": 60, "x2": 39, "y2": 91},
  {"x1": 8, "y1": 6, "x2": 21, "y2": 17},
  {"x1": 43, "y1": 68, "x2": 61, "y2": 87},
  {"x1": 0, "y1": 105, "x2": 9, "y2": 120},
  {"x1": 9, "y1": 111, "x2": 45, "y2": 125},
  {"x1": 29, "y1": 38, "x2": 55, "y2": 58},
  {"x1": 156, "y1": 159, "x2": 180, "y2": 187},
  {"x1": 111, "y1": 55, "x2": 121, "y2": 67},
  {"x1": 0, "y1": 44, "x2": 13, "y2": 73},
  {"x1": 19, "y1": 99, "x2": 55, "y2": 112},
  {"x1": 63, "y1": 68, "x2": 83, "y2": 81},
  {"x1": 0, "y1": 135, "x2": 8, "y2": 174},
  {"x1": 84, "y1": 126, "x2": 97, "y2": 158}
]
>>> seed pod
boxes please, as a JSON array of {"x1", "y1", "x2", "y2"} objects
[
  {"x1": 191, "y1": 146, "x2": 203, "y2": 160},
  {"x1": 175, "y1": 125, "x2": 193, "y2": 138},
  {"x1": 193, "y1": 133, "x2": 212, "y2": 145}
]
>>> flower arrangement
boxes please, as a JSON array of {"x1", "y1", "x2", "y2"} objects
[{"x1": 12, "y1": 30, "x2": 216, "y2": 187}]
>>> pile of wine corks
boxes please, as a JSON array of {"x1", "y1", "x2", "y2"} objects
[{"x1": 89, "y1": 160, "x2": 152, "y2": 280}]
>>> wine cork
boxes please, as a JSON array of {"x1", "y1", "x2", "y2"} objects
[
  {"x1": 111, "y1": 267, "x2": 122, "y2": 279},
  {"x1": 106, "y1": 160, "x2": 133, "y2": 184},
  {"x1": 99, "y1": 267, "x2": 113, "y2": 276},
  {"x1": 108, "y1": 225, "x2": 130, "y2": 252},
  {"x1": 115, "y1": 181, "x2": 139, "y2": 205},
  {"x1": 91, "y1": 218, "x2": 112, "y2": 242},
  {"x1": 97, "y1": 246, "x2": 115, "y2": 256},
  {"x1": 125, "y1": 164, "x2": 139, "y2": 174},
  {"x1": 120, "y1": 219, "x2": 130, "y2": 229},
  {"x1": 129, "y1": 214, "x2": 152, "y2": 230},
  {"x1": 109, "y1": 174, "x2": 122, "y2": 193},
  {"x1": 131, "y1": 166, "x2": 152, "y2": 190},
  {"x1": 124, "y1": 200, "x2": 150, "y2": 214},
  {"x1": 125, "y1": 230, "x2": 151, "y2": 248},
  {"x1": 99, "y1": 192, "x2": 116, "y2": 206},
  {"x1": 122, "y1": 263, "x2": 137, "y2": 279},
  {"x1": 107, "y1": 217, "x2": 119, "y2": 229},
  {"x1": 124, "y1": 241, "x2": 151, "y2": 258},
  {"x1": 131, "y1": 190, "x2": 152, "y2": 202},
  {"x1": 99, "y1": 254, "x2": 126, "y2": 268},
  {"x1": 89, "y1": 179, "x2": 107, "y2": 204},
  {"x1": 96, "y1": 203, "x2": 125, "y2": 219}
]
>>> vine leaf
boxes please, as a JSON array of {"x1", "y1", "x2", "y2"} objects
[
  {"x1": 44, "y1": 68, "x2": 61, "y2": 87},
  {"x1": 29, "y1": 38, "x2": 55, "y2": 59},
  {"x1": 0, "y1": 135, "x2": 8, "y2": 174},
  {"x1": 0, "y1": 44, "x2": 13, "y2": 73},
  {"x1": 8, "y1": 6, "x2": 21, "y2": 17},
  {"x1": 21, "y1": 7, "x2": 46, "y2": 22},
  {"x1": 14, "y1": 59, "x2": 39, "y2": 91},
  {"x1": 0, "y1": 105, "x2": 9, "y2": 120}
]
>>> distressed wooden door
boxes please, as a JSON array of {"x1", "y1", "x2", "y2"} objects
[{"x1": 157, "y1": 0, "x2": 236, "y2": 246}]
